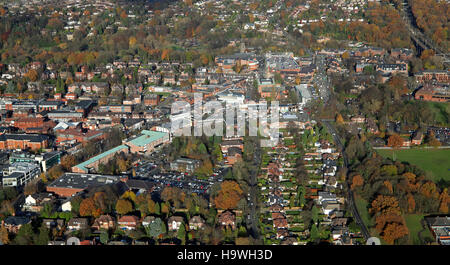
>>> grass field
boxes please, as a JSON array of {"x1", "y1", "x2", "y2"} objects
[
  {"x1": 404, "y1": 214, "x2": 434, "y2": 245},
  {"x1": 355, "y1": 195, "x2": 373, "y2": 227},
  {"x1": 376, "y1": 148, "x2": 450, "y2": 182},
  {"x1": 426, "y1": 102, "x2": 450, "y2": 126}
]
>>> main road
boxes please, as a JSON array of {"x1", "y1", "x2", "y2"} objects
[{"x1": 322, "y1": 120, "x2": 371, "y2": 241}]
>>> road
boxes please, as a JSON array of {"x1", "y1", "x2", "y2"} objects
[
  {"x1": 322, "y1": 120, "x2": 370, "y2": 241},
  {"x1": 246, "y1": 138, "x2": 262, "y2": 241}
]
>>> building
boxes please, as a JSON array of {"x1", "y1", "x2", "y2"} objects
[
  {"x1": 22, "y1": 193, "x2": 53, "y2": 212},
  {"x1": 425, "y1": 216, "x2": 450, "y2": 245},
  {"x1": 46, "y1": 173, "x2": 123, "y2": 197},
  {"x1": 168, "y1": 216, "x2": 184, "y2": 231},
  {"x1": 189, "y1": 216, "x2": 205, "y2": 230},
  {"x1": 218, "y1": 210, "x2": 236, "y2": 230},
  {"x1": 92, "y1": 215, "x2": 115, "y2": 231},
  {"x1": 170, "y1": 158, "x2": 201, "y2": 174},
  {"x1": 71, "y1": 145, "x2": 130, "y2": 173},
  {"x1": 10, "y1": 151, "x2": 61, "y2": 172},
  {"x1": 3, "y1": 216, "x2": 31, "y2": 233},
  {"x1": 67, "y1": 218, "x2": 89, "y2": 231},
  {"x1": 124, "y1": 130, "x2": 169, "y2": 155},
  {"x1": 0, "y1": 134, "x2": 49, "y2": 150},
  {"x1": 414, "y1": 84, "x2": 450, "y2": 102},
  {"x1": 118, "y1": 215, "x2": 140, "y2": 230},
  {"x1": 2, "y1": 162, "x2": 41, "y2": 187}
]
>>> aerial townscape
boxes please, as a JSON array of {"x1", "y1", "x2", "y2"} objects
[{"x1": 0, "y1": 0, "x2": 448, "y2": 247}]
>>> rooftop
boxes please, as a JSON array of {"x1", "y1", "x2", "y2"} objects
[
  {"x1": 48, "y1": 173, "x2": 122, "y2": 190},
  {"x1": 125, "y1": 130, "x2": 168, "y2": 147},
  {"x1": 73, "y1": 145, "x2": 129, "y2": 172}
]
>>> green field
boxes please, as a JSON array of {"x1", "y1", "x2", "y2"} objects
[
  {"x1": 377, "y1": 148, "x2": 450, "y2": 182},
  {"x1": 404, "y1": 214, "x2": 434, "y2": 245},
  {"x1": 355, "y1": 195, "x2": 374, "y2": 227},
  {"x1": 426, "y1": 102, "x2": 450, "y2": 126}
]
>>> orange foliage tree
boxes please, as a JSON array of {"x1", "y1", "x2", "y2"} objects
[
  {"x1": 214, "y1": 181, "x2": 243, "y2": 210},
  {"x1": 387, "y1": 134, "x2": 404, "y2": 148},
  {"x1": 351, "y1": 175, "x2": 364, "y2": 190}
]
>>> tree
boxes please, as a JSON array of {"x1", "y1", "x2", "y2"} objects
[
  {"x1": 100, "y1": 229, "x2": 109, "y2": 244},
  {"x1": 382, "y1": 222, "x2": 408, "y2": 245},
  {"x1": 35, "y1": 226, "x2": 49, "y2": 245},
  {"x1": 407, "y1": 193, "x2": 416, "y2": 213},
  {"x1": 351, "y1": 175, "x2": 364, "y2": 190},
  {"x1": 387, "y1": 134, "x2": 404, "y2": 148},
  {"x1": 115, "y1": 199, "x2": 133, "y2": 215},
  {"x1": 24, "y1": 69, "x2": 38, "y2": 82},
  {"x1": 79, "y1": 197, "x2": 101, "y2": 217},
  {"x1": 335, "y1": 113, "x2": 344, "y2": 124},
  {"x1": 310, "y1": 223, "x2": 319, "y2": 242},
  {"x1": 214, "y1": 181, "x2": 243, "y2": 210},
  {"x1": 370, "y1": 195, "x2": 401, "y2": 216},
  {"x1": 177, "y1": 223, "x2": 186, "y2": 244},
  {"x1": 311, "y1": 205, "x2": 319, "y2": 224},
  {"x1": 13, "y1": 223, "x2": 34, "y2": 245},
  {"x1": 60, "y1": 155, "x2": 77, "y2": 171},
  {"x1": 439, "y1": 188, "x2": 449, "y2": 213},
  {"x1": 24, "y1": 182, "x2": 38, "y2": 195},
  {"x1": 147, "y1": 218, "x2": 165, "y2": 239},
  {"x1": 0, "y1": 226, "x2": 9, "y2": 244}
]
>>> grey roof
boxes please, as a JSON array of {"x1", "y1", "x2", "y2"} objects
[
  {"x1": 48, "y1": 173, "x2": 122, "y2": 190},
  {"x1": 4, "y1": 216, "x2": 30, "y2": 226}
]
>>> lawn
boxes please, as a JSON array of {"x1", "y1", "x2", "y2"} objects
[
  {"x1": 376, "y1": 148, "x2": 450, "y2": 182},
  {"x1": 426, "y1": 102, "x2": 450, "y2": 126},
  {"x1": 404, "y1": 214, "x2": 434, "y2": 245},
  {"x1": 354, "y1": 195, "x2": 374, "y2": 228}
]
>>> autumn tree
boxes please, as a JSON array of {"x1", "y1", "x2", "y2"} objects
[
  {"x1": 382, "y1": 222, "x2": 409, "y2": 245},
  {"x1": 370, "y1": 195, "x2": 401, "y2": 216},
  {"x1": 214, "y1": 181, "x2": 243, "y2": 210},
  {"x1": 351, "y1": 175, "x2": 364, "y2": 190},
  {"x1": 387, "y1": 134, "x2": 404, "y2": 148},
  {"x1": 116, "y1": 199, "x2": 133, "y2": 215},
  {"x1": 407, "y1": 193, "x2": 416, "y2": 213},
  {"x1": 60, "y1": 155, "x2": 77, "y2": 171},
  {"x1": 335, "y1": 113, "x2": 344, "y2": 124},
  {"x1": 24, "y1": 69, "x2": 38, "y2": 82},
  {"x1": 439, "y1": 188, "x2": 449, "y2": 213},
  {"x1": 79, "y1": 197, "x2": 102, "y2": 217}
]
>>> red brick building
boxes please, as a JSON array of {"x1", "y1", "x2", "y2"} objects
[{"x1": 0, "y1": 134, "x2": 49, "y2": 150}]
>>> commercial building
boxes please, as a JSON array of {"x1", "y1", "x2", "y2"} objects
[
  {"x1": 0, "y1": 134, "x2": 50, "y2": 150},
  {"x1": 46, "y1": 173, "x2": 124, "y2": 197},
  {"x1": 2, "y1": 162, "x2": 41, "y2": 187},
  {"x1": 125, "y1": 130, "x2": 170, "y2": 155},
  {"x1": 71, "y1": 144, "x2": 130, "y2": 173},
  {"x1": 170, "y1": 158, "x2": 201, "y2": 174}
]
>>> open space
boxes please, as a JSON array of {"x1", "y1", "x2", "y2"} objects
[{"x1": 376, "y1": 148, "x2": 450, "y2": 182}]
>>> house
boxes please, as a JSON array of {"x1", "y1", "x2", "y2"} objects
[
  {"x1": 322, "y1": 201, "x2": 341, "y2": 215},
  {"x1": 218, "y1": 210, "x2": 236, "y2": 230},
  {"x1": 118, "y1": 215, "x2": 140, "y2": 230},
  {"x1": 42, "y1": 219, "x2": 65, "y2": 230},
  {"x1": 2, "y1": 216, "x2": 31, "y2": 233},
  {"x1": 92, "y1": 215, "x2": 115, "y2": 231},
  {"x1": 317, "y1": 192, "x2": 337, "y2": 205},
  {"x1": 22, "y1": 193, "x2": 53, "y2": 212},
  {"x1": 168, "y1": 216, "x2": 184, "y2": 231},
  {"x1": 67, "y1": 218, "x2": 89, "y2": 231},
  {"x1": 142, "y1": 216, "x2": 156, "y2": 227},
  {"x1": 225, "y1": 147, "x2": 242, "y2": 165},
  {"x1": 61, "y1": 199, "x2": 72, "y2": 212},
  {"x1": 411, "y1": 131, "x2": 424, "y2": 145},
  {"x1": 189, "y1": 216, "x2": 205, "y2": 230}
]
